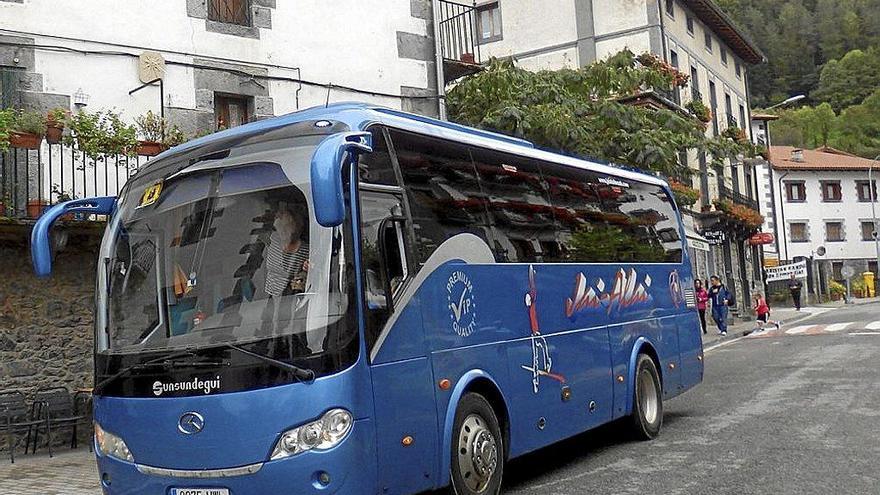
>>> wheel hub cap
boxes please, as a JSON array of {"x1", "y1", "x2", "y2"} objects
[{"x1": 457, "y1": 414, "x2": 498, "y2": 493}]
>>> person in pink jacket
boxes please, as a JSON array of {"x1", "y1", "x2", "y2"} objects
[{"x1": 695, "y1": 279, "x2": 709, "y2": 334}]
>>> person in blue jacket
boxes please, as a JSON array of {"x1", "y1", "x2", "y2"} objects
[{"x1": 708, "y1": 275, "x2": 732, "y2": 336}]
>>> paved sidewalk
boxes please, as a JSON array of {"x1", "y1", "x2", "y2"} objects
[{"x1": 0, "y1": 448, "x2": 100, "y2": 495}]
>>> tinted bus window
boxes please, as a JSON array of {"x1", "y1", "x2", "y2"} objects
[
  {"x1": 389, "y1": 130, "x2": 493, "y2": 266},
  {"x1": 544, "y1": 164, "x2": 682, "y2": 263},
  {"x1": 358, "y1": 128, "x2": 398, "y2": 186},
  {"x1": 469, "y1": 147, "x2": 556, "y2": 262}
]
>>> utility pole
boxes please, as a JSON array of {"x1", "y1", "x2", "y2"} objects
[{"x1": 869, "y1": 156, "x2": 880, "y2": 292}]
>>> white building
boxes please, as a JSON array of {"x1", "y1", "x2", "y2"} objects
[
  {"x1": 770, "y1": 146, "x2": 880, "y2": 293},
  {"x1": 464, "y1": 0, "x2": 766, "y2": 309},
  {"x1": 0, "y1": 0, "x2": 441, "y2": 129},
  {"x1": 751, "y1": 112, "x2": 780, "y2": 266}
]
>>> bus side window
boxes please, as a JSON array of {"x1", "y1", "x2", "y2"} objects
[
  {"x1": 388, "y1": 129, "x2": 493, "y2": 267},
  {"x1": 469, "y1": 147, "x2": 556, "y2": 262},
  {"x1": 359, "y1": 190, "x2": 409, "y2": 354}
]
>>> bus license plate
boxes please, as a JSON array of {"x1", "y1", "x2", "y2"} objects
[{"x1": 170, "y1": 489, "x2": 229, "y2": 495}]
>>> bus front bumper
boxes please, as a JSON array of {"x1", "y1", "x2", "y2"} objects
[{"x1": 95, "y1": 419, "x2": 375, "y2": 495}]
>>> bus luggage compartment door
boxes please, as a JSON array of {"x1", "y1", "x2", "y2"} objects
[{"x1": 371, "y1": 355, "x2": 439, "y2": 494}]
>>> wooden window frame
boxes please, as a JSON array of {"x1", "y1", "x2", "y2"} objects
[
  {"x1": 820, "y1": 181, "x2": 842, "y2": 202},
  {"x1": 785, "y1": 181, "x2": 806, "y2": 202},
  {"x1": 208, "y1": 0, "x2": 252, "y2": 26}
]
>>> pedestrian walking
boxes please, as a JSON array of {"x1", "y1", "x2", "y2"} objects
[
  {"x1": 695, "y1": 279, "x2": 709, "y2": 334},
  {"x1": 750, "y1": 292, "x2": 780, "y2": 334},
  {"x1": 708, "y1": 275, "x2": 732, "y2": 336},
  {"x1": 788, "y1": 274, "x2": 803, "y2": 310}
]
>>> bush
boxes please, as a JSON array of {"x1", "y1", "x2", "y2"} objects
[
  {"x1": 829, "y1": 280, "x2": 846, "y2": 296},
  {"x1": 64, "y1": 110, "x2": 138, "y2": 160}
]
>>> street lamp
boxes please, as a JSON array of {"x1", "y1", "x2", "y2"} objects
[{"x1": 766, "y1": 94, "x2": 805, "y2": 110}]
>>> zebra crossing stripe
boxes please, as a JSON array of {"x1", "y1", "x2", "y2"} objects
[
  {"x1": 866, "y1": 321, "x2": 880, "y2": 331},
  {"x1": 824, "y1": 322, "x2": 852, "y2": 332},
  {"x1": 786, "y1": 325, "x2": 814, "y2": 335}
]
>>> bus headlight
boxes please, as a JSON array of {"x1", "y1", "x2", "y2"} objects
[
  {"x1": 270, "y1": 408, "x2": 353, "y2": 460},
  {"x1": 95, "y1": 422, "x2": 134, "y2": 462}
]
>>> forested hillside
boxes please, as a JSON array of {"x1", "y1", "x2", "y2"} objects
[{"x1": 716, "y1": 0, "x2": 880, "y2": 157}]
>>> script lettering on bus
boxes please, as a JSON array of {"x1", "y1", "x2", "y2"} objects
[
  {"x1": 564, "y1": 268, "x2": 653, "y2": 318},
  {"x1": 521, "y1": 266, "x2": 566, "y2": 394},
  {"x1": 152, "y1": 376, "x2": 221, "y2": 397}
]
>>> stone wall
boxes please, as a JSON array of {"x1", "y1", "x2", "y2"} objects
[{"x1": 0, "y1": 227, "x2": 100, "y2": 396}]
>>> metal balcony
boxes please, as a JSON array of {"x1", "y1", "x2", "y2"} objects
[
  {"x1": 719, "y1": 183, "x2": 759, "y2": 211},
  {"x1": 726, "y1": 113, "x2": 739, "y2": 129},
  {"x1": 438, "y1": 0, "x2": 483, "y2": 83}
]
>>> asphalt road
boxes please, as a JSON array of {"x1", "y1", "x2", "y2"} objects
[{"x1": 503, "y1": 302, "x2": 880, "y2": 495}]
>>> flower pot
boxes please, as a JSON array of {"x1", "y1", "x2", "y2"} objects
[
  {"x1": 9, "y1": 131, "x2": 42, "y2": 150},
  {"x1": 460, "y1": 53, "x2": 476, "y2": 64},
  {"x1": 45, "y1": 124, "x2": 64, "y2": 144},
  {"x1": 137, "y1": 140, "x2": 164, "y2": 157},
  {"x1": 27, "y1": 199, "x2": 48, "y2": 219}
]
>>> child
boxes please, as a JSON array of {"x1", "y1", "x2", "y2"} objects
[{"x1": 752, "y1": 292, "x2": 781, "y2": 334}]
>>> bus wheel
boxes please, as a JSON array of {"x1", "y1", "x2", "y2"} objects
[
  {"x1": 450, "y1": 393, "x2": 504, "y2": 495},
  {"x1": 630, "y1": 354, "x2": 663, "y2": 440}
]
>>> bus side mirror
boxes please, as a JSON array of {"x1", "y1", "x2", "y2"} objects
[
  {"x1": 31, "y1": 196, "x2": 116, "y2": 277},
  {"x1": 311, "y1": 131, "x2": 372, "y2": 227}
]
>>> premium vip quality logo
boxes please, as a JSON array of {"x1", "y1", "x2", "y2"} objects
[
  {"x1": 152, "y1": 376, "x2": 222, "y2": 396},
  {"x1": 447, "y1": 270, "x2": 477, "y2": 337}
]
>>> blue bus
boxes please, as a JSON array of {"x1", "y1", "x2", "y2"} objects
[{"x1": 31, "y1": 102, "x2": 702, "y2": 495}]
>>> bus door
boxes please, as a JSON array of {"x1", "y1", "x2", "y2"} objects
[{"x1": 358, "y1": 182, "x2": 439, "y2": 493}]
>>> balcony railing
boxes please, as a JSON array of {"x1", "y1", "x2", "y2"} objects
[
  {"x1": 0, "y1": 142, "x2": 150, "y2": 221},
  {"x1": 439, "y1": 0, "x2": 482, "y2": 82},
  {"x1": 719, "y1": 183, "x2": 759, "y2": 211},
  {"x1": 726, "y1": 113, "x2": 739, "y2": 129},
  {"x1": 691, "y1": 88, "x2": 702, "y2": 102}
]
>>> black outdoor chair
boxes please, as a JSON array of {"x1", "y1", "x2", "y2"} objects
[
  {"x1": 30, "y1": 387, "x2": 89, "y2": 458},
  {"x1": 0, "y1": 390, "x2": 44, "y2": 463}
]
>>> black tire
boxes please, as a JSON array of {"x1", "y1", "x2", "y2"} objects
[
  {"x1": 450, "y1": 393, "x2": 504, "y2": 495},
  {"x1": 629, "y1": 354, "x2": 663, "y2": 440}
]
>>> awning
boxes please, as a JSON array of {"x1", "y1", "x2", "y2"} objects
[{"x1": 685, "y1": 228, "x2": 710, "y2": 252}]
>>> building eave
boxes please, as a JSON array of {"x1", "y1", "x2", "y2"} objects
[{"x1": 682, "y1": 0, "x2": 766, "y2": 65}]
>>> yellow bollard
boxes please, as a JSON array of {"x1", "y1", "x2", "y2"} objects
[{"x1": 863, "y1": 271, "x2": 876, "y2": 298}]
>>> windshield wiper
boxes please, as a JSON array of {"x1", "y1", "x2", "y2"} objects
[
  {"x1": 223, "y1": 343, "x2": 316, "y2": 383},
  {"x1": 94, "y1": 350, "x2": 229, "y2": 392}
]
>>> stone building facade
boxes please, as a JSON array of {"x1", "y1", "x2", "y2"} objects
[{"x1": 0, "y1": 226, "x2": 98, "y2": 393}]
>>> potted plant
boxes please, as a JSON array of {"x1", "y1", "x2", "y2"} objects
[
  {"x1": 9, "y1": 109, "x2": 46, "y2": 149},
  {"x1": 45, "y1": 108, "x2": 68, "y2": 144},
  {"x1": 685, "y1": 99, "x2": 712, "y2": 124},
  {"x1": 163, "y1": 124, "x2": 187, "y2": 149},
  {"x1": 670, "y1": 180, "x2": 700, "y2": 208},
  {"x1": 26, "y1": 198, "x2": 48, "y2": 218},
  {"x1": 135, "y1": 110, "x2": 165, "y2": 156},
  {"x1": 64, "y1": 110, "x2": 138, "y2": 160},
  {"x1": 829, "y1": 280, "x2": 846, "y2": 301}
]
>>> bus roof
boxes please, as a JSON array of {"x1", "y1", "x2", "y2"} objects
[{"x1": 141, "y1": 102, "x2": 666, "y2": 189}]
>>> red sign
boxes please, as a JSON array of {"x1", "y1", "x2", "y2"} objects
[{"x1": 749, "y1": 232, "x2": 775, "y2": 245}]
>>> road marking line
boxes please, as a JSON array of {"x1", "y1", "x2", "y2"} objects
[
  {"x1": 704, "y1": 335, "x2": 747, "y2": 353},
  {"x1": 824, "y1": 322, "x2": 852, "y2": 332},
  {"x1": 866, "y1": 321, "x2": 880, "y2": 330},
  {"x1": 849, "y1": 332, "x2": 880, "y2": 336},
  {"x1": 786, "y1": 325, "x2": 815, "y2": 335}
]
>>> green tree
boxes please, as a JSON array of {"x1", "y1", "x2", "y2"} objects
[
  {"x1": 834, "y1": 89, "x2": 880, "y2": 158},
  {"x1": 812, "y1": 48, "x2": 880, "y2": 112},
  {"x1": 446, "y1": 52, "x2": 751, "y2": 178}
]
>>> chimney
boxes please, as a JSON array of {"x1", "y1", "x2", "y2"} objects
[{"x1": 791, "y1": 149, "x2": 804, "y2": 162}]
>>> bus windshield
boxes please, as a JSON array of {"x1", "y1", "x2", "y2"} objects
[{"x1": 98, "y1": 141, "x2": 356, "y2": 378}]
